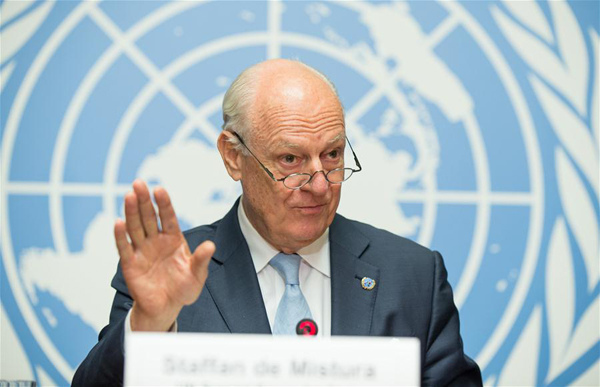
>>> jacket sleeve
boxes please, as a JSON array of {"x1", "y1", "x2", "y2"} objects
[
  {"x1": 71, "y1": 265, "x2": 131, "y2": 386},
  {"x1": 422, "y1": 251, "x2": 483, "y2": 387}
]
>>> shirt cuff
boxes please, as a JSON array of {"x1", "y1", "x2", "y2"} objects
[{"x1": 124, "y1": 309, "x2": 178, "y2": 334}]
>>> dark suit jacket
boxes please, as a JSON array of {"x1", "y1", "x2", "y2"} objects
[{"x1": 73, "y1": 200, "x2": 481, "y2": 386}]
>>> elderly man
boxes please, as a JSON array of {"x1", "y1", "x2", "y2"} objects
[{"x1": 73, "y1": 59, "x2": 482, "y2": 386}]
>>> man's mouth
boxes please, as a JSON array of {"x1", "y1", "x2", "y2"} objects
[{"x1": 296, "y1": 204, "x2": 326, "y2": 214}]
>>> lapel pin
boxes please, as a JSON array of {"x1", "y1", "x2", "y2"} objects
[{"x1": 361, "y1": 277, "x2": 376, "y2": 290}]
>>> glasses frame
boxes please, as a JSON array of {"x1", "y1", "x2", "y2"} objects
[{"x1": 231, "y1": 131, "x2": 362, "y2": 190}]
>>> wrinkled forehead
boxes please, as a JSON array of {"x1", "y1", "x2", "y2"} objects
[
  {"x1": 252, "y1": 105, "x2": 345, "y2": 150},
  {"x1": 274, "y1": 131, "x2": 345, "y2": 147},
  {"x1": 253, "y1": 87, "x2": 343, "y2": 136}
]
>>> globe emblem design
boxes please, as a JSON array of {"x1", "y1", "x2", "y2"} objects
[{"x1": 1, "y1": 1, "x2": 544, "y2": 383}]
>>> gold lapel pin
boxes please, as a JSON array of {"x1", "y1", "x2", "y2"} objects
[{"x1": 361, "y1": 277, "x2": 376, "y2": 290}]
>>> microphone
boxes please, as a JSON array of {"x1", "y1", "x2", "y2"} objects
[{"x1": 296, "y1": 319, "x2": 318, "y2": 336}]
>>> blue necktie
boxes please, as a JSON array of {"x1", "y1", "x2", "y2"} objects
[{"x1": 269, "y1": 252, "x2": 313, "y2": 335}]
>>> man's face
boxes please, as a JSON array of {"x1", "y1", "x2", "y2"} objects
[{"x1": 238, "y1": 74, "x2": 345, "y2": 253}]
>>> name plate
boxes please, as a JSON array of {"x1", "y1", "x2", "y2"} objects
[{"x1": 125, "y1": 333, "x2": 420, "y2": 386}]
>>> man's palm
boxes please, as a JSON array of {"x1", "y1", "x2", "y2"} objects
[{"x1": 114, "y1": 180, "x2": 214, "y2": 331}]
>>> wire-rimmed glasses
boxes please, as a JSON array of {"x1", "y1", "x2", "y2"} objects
[{"x1": 231, "y1": 131, "x2": 362, "y2": 190}]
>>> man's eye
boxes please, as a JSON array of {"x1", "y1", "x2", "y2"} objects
[
  {"x1": 327, "y1": 150, "x2": 339, "y2": 159},
  {"x1": 283, "y1": 155, "x2": 296, "y2": 163}
]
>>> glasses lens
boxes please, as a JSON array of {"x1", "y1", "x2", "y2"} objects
[
  {"x1": 284, "y1": 173, "x2": 312, "y2": 189},
  {"x1": 327, "y1": 168, "x2": 353, "y2": 183}
]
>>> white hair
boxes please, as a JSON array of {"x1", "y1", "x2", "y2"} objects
[{"x1": 221, "y1": 60, "x2": 341, "y2": 153}]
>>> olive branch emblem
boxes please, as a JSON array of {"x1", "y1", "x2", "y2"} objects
[
  {"x1": 0, "y1": 1, "x2": 54, "y2": 93},
  {"x1": 492, "y1": 0, "x2": 599, "y2": 385}
]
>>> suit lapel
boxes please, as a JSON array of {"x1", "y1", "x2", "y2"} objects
[
  {"x1": 329, "y1": 215, "x2": 380, "y2": 336},
  {"x1": 204, "y1": 200, "x2": 271, "y2": 334},
  {"x1": 200, "y1": 205, "x2": 379, "y2": 336}
]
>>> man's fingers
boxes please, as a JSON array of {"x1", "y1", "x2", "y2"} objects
[
  {"x1": 133, "y1": 179, "x2": 159, "y2": 237},
  {"x1": 154, "y1": 187, "x2": 182, "y2": 235},
  {"x1": 124, "y1": 192, "x2": 146, "y2": 247},
  {"x1": 114, "y1": 219, "x2": 134, "y2": 263},
  {"x1": 191, "y1": 240, "x2": 215, "y2": 284}
]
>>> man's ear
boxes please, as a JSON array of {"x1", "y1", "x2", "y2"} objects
[{"x1": 217, "y1": 131, "x2": 243, "y2": 181}]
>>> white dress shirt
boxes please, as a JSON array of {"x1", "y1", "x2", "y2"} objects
[{"x1": 237, "y1": 200, "x2": 331, "y2": 337}]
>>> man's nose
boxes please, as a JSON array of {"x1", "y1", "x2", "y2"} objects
[{"x1": 303, "y1": 170, "x2": 329, "y2": 194}]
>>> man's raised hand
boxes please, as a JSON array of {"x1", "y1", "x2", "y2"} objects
[{"x1": 114, "y1": 180, "x2": 215, "y2": 331}]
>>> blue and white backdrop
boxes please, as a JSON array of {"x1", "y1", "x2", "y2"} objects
[{"x1": 1, "y1": 1, "x2": 598, "y2": 385}]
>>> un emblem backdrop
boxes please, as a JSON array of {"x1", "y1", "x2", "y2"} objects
[{"x1": 1, "y1": 1, "x2": 598, "y2": 385}]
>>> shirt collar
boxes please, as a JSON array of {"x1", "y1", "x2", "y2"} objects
[{"x1": 237, "y1": 198, "x2": 331, "y2": 278}]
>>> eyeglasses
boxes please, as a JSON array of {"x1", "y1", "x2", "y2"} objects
[{"x1": 232, "y1": 131, "x2": 362, "y2": 190}]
